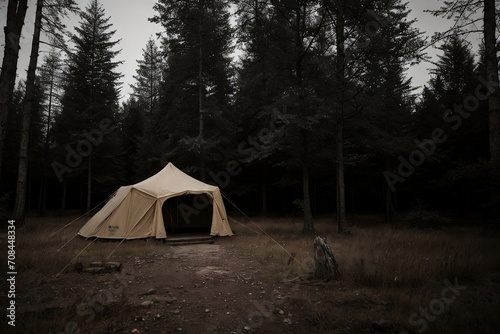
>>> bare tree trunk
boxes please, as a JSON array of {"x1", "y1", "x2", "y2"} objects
[
  {"x1": 198, "y1": 15, "x2": 204, "y2": 140},
  {"x1": 385, "y1": 182, "x2": 394, "y2": 224},
  {"x1": 60, "y1": 179, "x2": 66, "y2": 214},
  {"x1": 261, "y1": 166, "x2": 267, "y2": 216},
  {"x1": 335, "y1": 0, "x2": 349, "y2": 234},
  {"x1": 86, "y1": 154, "x2": 92, "y2": 215},
  {"x1": 0, "y1": 0, "x2": 29, "y2": 187},
  {"x1": 38, "y1": 176, "x2": 44, "y2": 214},
  {"x1": 302, "y1": 165, "x2": 315, "y2": 233},
  {"x1": 40, "y1": 67, "x2": 55, "y2": 216},
  {"x1": 483, "y1": 0, "x2": 500, "y2": 219},
  {"x1": 198, "y1": 5, "x2": 205, "y2": 180},
  {"x1": 484, "y1": 0, "x2": 500, "y2": 161},
  {"x1": 336, "y1": 122, "x2": 348, "y2": 232},
  {"x1": 13, "y1": 0, "x2": 43, "y2": 225}
]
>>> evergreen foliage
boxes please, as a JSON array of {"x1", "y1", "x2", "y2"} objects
[
  {"x1": 52, "y1": 0, "x2": 122, "y2": 211},
  {"x1": 151, "y1": 0, "x2": 234, "y2": 178},
  {"x1": 1, "y1": 0, "x2": 497, "y2": 223}
]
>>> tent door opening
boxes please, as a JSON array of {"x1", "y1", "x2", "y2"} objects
[{"x1": 162, "y1": 194, "x2": 213, "y2": 234}]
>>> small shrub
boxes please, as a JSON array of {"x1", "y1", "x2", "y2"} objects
[{"x1": 403, "y1": 200, "x2": 448, "y2": 229}]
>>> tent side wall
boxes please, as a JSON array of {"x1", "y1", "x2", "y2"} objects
[
  {"x1": 78, "y1": 187, "x2": 164, "y2": 239},
  {"x1": 210, "y1": 188, "x2": 233, "y2": 236},
  {"x1": 78, "y1": 186, "x2": 131, "y2": 238},
  {"x1": 78, "y1": 163, "x2": 233, "y2": 239}
]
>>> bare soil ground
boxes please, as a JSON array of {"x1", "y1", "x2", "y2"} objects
[
  {"x1": 1, "y1": 215, "x2": 500, "y2": 334},
  {"x1": 5, "y1": 239, "x2": 312, "y2": 334}
]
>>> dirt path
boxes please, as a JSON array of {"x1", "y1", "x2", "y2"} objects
[
  {"x1": 15, "y1": 242, "x2": 309, "y2": 334},
  {"x1": 121, "y1": 243, "x2": 306, "y2": 333}
]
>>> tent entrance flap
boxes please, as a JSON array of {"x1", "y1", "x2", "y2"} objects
[{"x1": 162, "y1": 194, "x2": 212, "y2": 234}]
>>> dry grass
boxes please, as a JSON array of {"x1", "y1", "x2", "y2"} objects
[
  {"x1": 227, "y1": 215, "x2": 500, "y2": 333},
  {"x1": 228, "y1": 216, "x2": 499, "y2": 286},
  {"x1": 5, "y1": 214, "x2": 500, "y2": 333},
  {"x1": 13, "y1": 215, "x2": 166, "y2": 283},
  {"x1": 3, "y1": 215, "x2": 165, "y2": 333}
]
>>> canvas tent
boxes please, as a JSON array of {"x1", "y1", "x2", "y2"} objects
[{"x1": 78, "y1": 163, "x2": 233, "y2": 239}]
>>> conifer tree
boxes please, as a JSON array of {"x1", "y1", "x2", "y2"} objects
[
  {"x1": 235, "y1": 0, "x2": 329, "y2": 232},
  {"x1": 119, "y1": 97, "x2": 146, "y2": 182},
  {"x1": 233, "y1": 0, "x2": 284, "y2": 216},
  {"x1": 131, "y1": 37, "x2": 164, "y2": 119},
  {"x1": 52, "y1": 0, "x2": 122, "y2": 213},
  {"x1": 354, "y1": 0, "x2": 424, "y2": 223},
  {"x1": 415, "y1": 35, "x2": 490, "y2": 213},
  {"x1": 128, "y1": 38, "x2": 165, "y2": 178},
  {"x1": 13, "y1": 0, "x2": 78, "y2": 223},
  {"x1": 428, "y1": 0, "x2": 499, "y2": 161},
  {"x1": 37, "y1": 49, "x2": 64, "y2": 214},
  {"x1": 151, "y1": 0, "x2": 234, "y2": 178}
]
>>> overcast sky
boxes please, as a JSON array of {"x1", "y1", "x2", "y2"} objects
[{"x1": 0, "y1": 0, "x2": 484, "y2": 103}]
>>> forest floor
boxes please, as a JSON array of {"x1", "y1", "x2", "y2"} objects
[{"x1": 1, "y1": 214, "x2": 500, "y2": 333}]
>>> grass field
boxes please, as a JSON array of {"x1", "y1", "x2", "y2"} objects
[
  {"x1": 226, "y1": 215, "x2": 500, "y2": 333},
  {"x1": 2, "y1": 213, "x2": 500, "y2": 333}
]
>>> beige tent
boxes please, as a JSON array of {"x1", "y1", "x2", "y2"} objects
[{"x1": 78, "y1": 163, "x2": 233, "y2": 239}]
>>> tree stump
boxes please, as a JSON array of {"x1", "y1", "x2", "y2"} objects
[{"x1": 313, "y1": 236, "x2": 340, "y2": 281}]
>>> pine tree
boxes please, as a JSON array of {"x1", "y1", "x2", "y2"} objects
[
  {"x1": 119, "y1": 97, "x2": 146, "y2": 182},
  {"x1": 235, "y1": 0, "x2": 329, "y2": 232},
  {"x1": 233, "y1": 0, "x2": 284, "y2": 215},
  {"x1": 53, "y1": 0, "x2": 122, "y2": 213},
  {"x1": 12, "y1": 0, "x2": 78, "y2": 223},
  {"x1": 37, "y1": 49, "x2": 64, "y2": 214},
  {"x1": 428, "y1": 0, "x2": 500, "y2": 162},
  {"x1": 418, "y1": 35, "x2": 483, "y2": 163},
  {"x1": 131, "y1": 37, "x2": 164, "y2": 119},
  {"x1": 415, "y1": 35, "x2": 490, "y2": 213},
  {"x1": 151, "y1": 0, "x2": 234, "y2": 178},
  {"x1": 128, "y1": 38, "x2": 165, "y2": 178},
  {"x1": 353, "y1": 0, "x2": 424, "y2": 223}
]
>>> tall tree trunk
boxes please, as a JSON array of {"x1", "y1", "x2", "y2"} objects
[
  {"x1": 384, "y1": 159, "x2": 395, "y2": 224},
  {"x1": 0, "y1": 0, "x2": 29, "y2": 187},
  {"x1": 198, "y1": 5, "x2": 205, "y2": 180},
  {"x1": 336, "y1": 121, "x2": 348, "y2": 232},
  {"x1": 335, "y1": 0, "x2": 349, "y2": 234},
  {"x1": 484, "y1": 0, "x2": 500, "y2": 220},
  {"x1": 385, "y1": 182, "x2": 394, "y2": 224},
  {"x1": 198, "y1": 20, "x2": 204, "y2": 140},
  {"x1": 484, "y1": 0, "x2": 500, "y2": 161},
  {"x1": 38, "y1": 176, "x2": 43, "y2": 214},
  {"x1": 60, "y1": 179, "x2": 66, "y2": 214},
  {"x1": 261, "y1": 166, "x2": 267, "y2": 216},
  {"x1": 13, "y1": 0, "x2": 43, "y2": 225},
  {"x1": 40, "y1": 68, "x2": 55, "y2": 216},
  {"x1": 86, "y1": 154, "x2": 92, "y2": 215},
  {"x1": 302, "y1": 165, "x2": 315, "y2": 233}
]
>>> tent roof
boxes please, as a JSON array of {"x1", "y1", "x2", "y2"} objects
[{"x1": 133, "y1": 162, "x2": 217, "y2": 198}]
